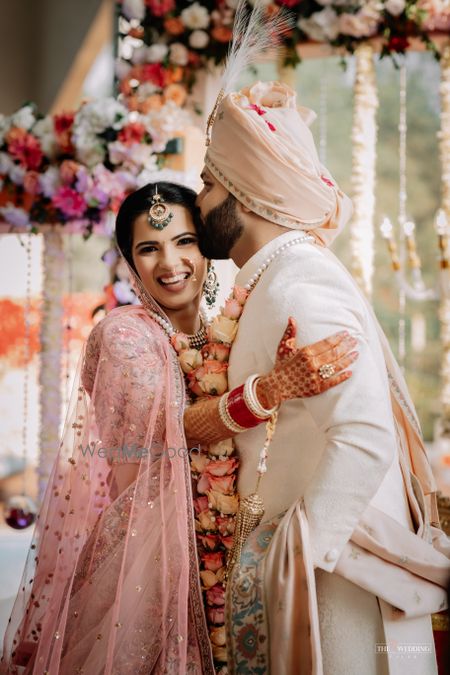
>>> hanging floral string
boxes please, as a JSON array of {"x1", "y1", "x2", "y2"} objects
[{"x1": 350, "y1": 43, "x2": 379, "y2": 298}]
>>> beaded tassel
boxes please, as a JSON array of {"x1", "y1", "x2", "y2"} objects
[{"x1": 225, "y1": 412, "x2": 278, "y2": 579}]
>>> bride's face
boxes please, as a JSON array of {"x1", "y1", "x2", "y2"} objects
[{"x1": 131, "y1": 204, "x2": 207, "y2": 311}]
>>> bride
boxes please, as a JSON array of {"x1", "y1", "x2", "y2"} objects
[{"x1": 1, "y1": 182, "x2": 358, "y2": 674}]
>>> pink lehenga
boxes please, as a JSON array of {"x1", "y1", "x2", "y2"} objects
[{"x1": 1, "y1": 275, "x2": 215, "y2": 673}]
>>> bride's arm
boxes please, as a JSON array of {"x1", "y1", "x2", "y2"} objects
[{"x1": 184, "y1": 320, "x2": 358, "y2": 445}]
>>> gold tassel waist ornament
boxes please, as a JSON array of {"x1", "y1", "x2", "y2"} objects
[{"x1": 225, "y1": 411, "x2": 279, "y2": 580}]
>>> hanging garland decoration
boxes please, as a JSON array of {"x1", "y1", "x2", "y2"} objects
[
  {"x1": 115, "y1": 0, "x2": 446, "y2": 110},
  {"x1": 438, "y1": 44, "x2": 450, "y2": 435},
  {"x1": 350, "y1": 43, "x2": 379, "y2": 298}
]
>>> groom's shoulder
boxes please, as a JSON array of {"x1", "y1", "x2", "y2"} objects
[{"x1": 268, "y1": 241, "x2": 351, "y2": 289}]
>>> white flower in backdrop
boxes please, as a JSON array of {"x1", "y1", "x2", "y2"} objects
[
  {"x1": 144, "y1": 102, "x2": 191, "y2": 151},
  {"x1": 189, "y1": 29, "x2": 210, "y2": 49},
  {"x1": 11, "y1": 105, "x2": 36, "y2": 131},
  {"x1": 298, "y1": 7, "x2": 340, "y2": 42},
  {"x1": 0, "y1": 115, "x2": 11, "y2": 146},
  {"x1": 108, "y1": 141, "x2": 158, "y2": 173},
  {"x1": 137, "y1": 82, "x2": 160, "y2": 97},
  {"x1": 339, "y1": 3, "x2": 381, "y2": 37},
  {"x1": 121, "y1": 0, "x2": 145, "y2": 21},
  {"x1": 9, "y1": 165, "x2": 26, "y2": 185},
  {"x1": 39, "y1": 166, "x2": 60, "y2": 198},
  {"x1": 73, "y1": 99, "x2": 128, "y2": 137},
  {"x1": 115, "y1": 59, "x2": 132, "y2": 80},
  {"x1": 384, "y1": 0, "x2": 406, "y2": 15},
  {"x1": 0, "y1": 151, "x2": 14, "y2": 175},
  {"x1": 131, "y1": 45, "x2": 150, "y2": 65},
  {"x1": 181, "y1": 3, "x2": 210, "y2": 30},
  {"x1": 74, "y1": 138, "x2": 106, "y2": 168},
  {"x1": 0, "y1": 205, "x2": 31, "y2": 228},
  {"x1": 33, "y1": 117, "x2": 58, "y2": 158},
  {"x1": 169, "y1": 43, "x2": 190, "y2": 66},
  {"x1": 147, "y1": 44, "x2": 169, "y2": 63}
]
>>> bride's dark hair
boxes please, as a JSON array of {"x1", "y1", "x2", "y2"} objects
[{"x1": 115, "y1": 182, "x2": 202, "y2": 273}]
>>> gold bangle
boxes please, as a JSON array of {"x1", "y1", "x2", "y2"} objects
[
  {"x1": 218, "y1": 393, "x2": 247, "y2": 434},
  {"x1": 243, "y1": 374, "x2": 279, "y2": 419}
]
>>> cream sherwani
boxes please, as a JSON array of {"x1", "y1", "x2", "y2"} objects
[{"x1": 228, "y1": 230, "x2": 444, "y2": 675}]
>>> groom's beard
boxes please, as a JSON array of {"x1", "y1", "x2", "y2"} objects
[{"x1": 197, "y1": 194, "x2": 244, "y2": 260}]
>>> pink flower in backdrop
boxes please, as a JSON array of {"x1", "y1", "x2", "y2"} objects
[
  {"x1": 277, "y1": 0, "x2": 301, "y2": 7},
  {"x1": 60, "y1": 159, "x2": 81, "y2": 184},
  {"x1": 8, "y1": 133, "x2": 43, "y2": 170},
  {"x1": 75, "y1": 166, "x2": 92, "y2": 193},
  {"x1": 118, "y1": 122, "x2": 147, "y2": 146},
  {"x1": 85, "y1": 186, "x2": 109, "y2": 209},
  {"x1": 145, "y1": 0, "x2": 175, "y2": 17},
  {"x1": 92, "y1": 164, "x2": 125, "y2": 198},
  {"x1": 52, "y1": 186, "x2": 87, "y2": 218},
  {"x1": 141, "y1": 63, "x2": 167, "y2": 88},
  {"x1": 23, "y1": 171, "x2": 41, "y2": 195}
]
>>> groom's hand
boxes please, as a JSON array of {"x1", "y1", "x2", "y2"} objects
[{"x1": 256, "y1": 317, "x2": 359, "y2": 409}]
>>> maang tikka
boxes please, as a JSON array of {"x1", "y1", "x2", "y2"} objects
[{"x1": 148, "y1": 186, "x2": 174, "y2": 230}]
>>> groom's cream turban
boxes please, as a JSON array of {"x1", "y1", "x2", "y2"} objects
[{"x1": 205, "y1": 81, "x2": 353, "y2": 247}]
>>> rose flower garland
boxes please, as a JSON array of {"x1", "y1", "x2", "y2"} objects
[{"x1": 171, "y1": 285, "x2": 249, "y2": 672}]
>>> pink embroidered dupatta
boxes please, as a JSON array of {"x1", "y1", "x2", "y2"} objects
[{"x1": 1, "y1": 272, "x2": 214, "y2": 673}]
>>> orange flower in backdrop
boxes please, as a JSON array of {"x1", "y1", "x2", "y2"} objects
[
  {"x1": 0, "y1": 294, "x2": 103, "y2": 367},
  {"x1": 164, "y1": 83, "x2": 187, "y2": 107},
  {"x1": 211, "y1": 26, "x2": 233, "y2": 43},
  {"x1": 164, "y1": 17, "x2": 185, "y2": 36}
]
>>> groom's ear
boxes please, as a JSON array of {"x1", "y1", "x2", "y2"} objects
[{"x1": 235, "y1": 199, "x2": 252, "y2": 215}]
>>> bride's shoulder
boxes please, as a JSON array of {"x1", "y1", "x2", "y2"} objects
[{"x1": 88, "y1": 306, "x2": 166, "y2": 353}]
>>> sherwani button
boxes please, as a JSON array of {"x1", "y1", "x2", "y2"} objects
[{"x1": 325, "y1": 548, "x2": 338, "y2": 562}]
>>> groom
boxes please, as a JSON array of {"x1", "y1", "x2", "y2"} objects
[{"x1": 195, "y1": 80, "x2": 450, "y2": 674}]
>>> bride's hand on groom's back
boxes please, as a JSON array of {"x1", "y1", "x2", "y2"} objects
[{"x1": 256, "y1": 317, "x2": 359, "y2": 409}]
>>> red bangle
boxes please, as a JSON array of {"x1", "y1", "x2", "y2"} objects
[{"x1": 226, "y1": 384, "x2": 264, "y2": 429}]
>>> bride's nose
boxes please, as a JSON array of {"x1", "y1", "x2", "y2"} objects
[{"x1": 158, "y1": 243, "x2": 182, "y2": 271}]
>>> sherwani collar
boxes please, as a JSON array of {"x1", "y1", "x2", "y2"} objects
[{"x1": 235, "y1": 230, "x2": 306, "y2": 288}]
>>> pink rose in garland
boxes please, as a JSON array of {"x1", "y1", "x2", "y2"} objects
[{"x1": 171, "y1": 285, "x2": 252, "y2": 672}]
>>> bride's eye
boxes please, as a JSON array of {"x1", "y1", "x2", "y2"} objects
[
  {"x1": 139, "y1": 245, "x2": 157, "y2": 253},
  {"x1": 178, "y1": 237, "x2": 197, "y2": 246}
]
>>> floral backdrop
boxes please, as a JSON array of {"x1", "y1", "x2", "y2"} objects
[
  {"x1": 0, "y1": 99, "x2": 190, "y2": 235},
  {"x1": 116, "y1": 0, "x2": 450, "y2": 111}
]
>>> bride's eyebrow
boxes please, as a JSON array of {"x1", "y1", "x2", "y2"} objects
[{"x1": 134, "y1": 232, "x2": 197, "y2": 249}]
